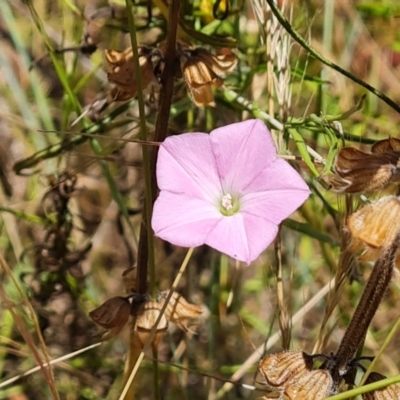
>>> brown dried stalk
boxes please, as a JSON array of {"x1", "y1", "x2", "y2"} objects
[{"x1": 329, "y1": 232, "x2": 400, "y2": 386}]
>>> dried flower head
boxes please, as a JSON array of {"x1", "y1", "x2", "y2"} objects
[
  {"x1": 330, "y1": 138, "x2": 400, "y2": 193},
  {"x1": 362, "y1": 372, "x2": 400, "y2": 400},
  {"x1": 347, "y1": 196, "x2": 400, "y2": 269},
  {"x1": 159, "y1": 291, "x2": 202, "y2": 332},
  {"x1": 105, "y1": 47, "x2": 156, "y2": 101},
  {"x1": 180, "y1": 47, "x2": 237, "y2": 106},
  {"x1": 135, "y1": 300, "x2": 168, "y2": 349},
  {"x1": 89, "y1": 296, "x2": 131, "y2": 336},
  {"x1": 258, "y1": 351, "x2": 334, "y2": 400}
]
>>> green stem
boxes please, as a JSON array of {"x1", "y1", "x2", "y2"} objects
[
  {"x1": 265, "y1": 0, "x2": 400, "y2": 114},
  {"x1": 152, "y1": 347, "x2": 160, "y2": 400},
  {"x1": 13, "y1": 101, "x2": 134, "y2": 174}
]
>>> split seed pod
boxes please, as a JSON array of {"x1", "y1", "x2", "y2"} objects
[
  {"x1": 259, "y1": 351, "x2": 313, "y2": 387},
  {"x1": 258, "y1": 351, "x2": 334, "y2": 400},
  {"x1": 331, "y1": 138, "x2": 400, "y2": 193},
  {"x1": 105, "y1": 47, "x2": 155, "y2": 101},
  {"x1": 284, "y1": 369, "x2": 333, "y2": 400},
  {"x1": 347, "y1": 196, "x2": 400, "y2": 269},
  {"x1": 362, "y1": 372, "x2": 400, "y2": 400},
  {"x1": 180, "y1": 48, "x2": 236, "y2": 107},
  {"x1": 135, "y1": 300, "x2": 168, "y2": 349},
  {"x1": 159, "y1": 291, "x2": 202, "y2": 332}
]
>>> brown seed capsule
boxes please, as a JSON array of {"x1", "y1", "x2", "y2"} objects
[
  {"x1": 89, "y1": 296, "x2": 131, "y2": 332},
  {"x1": 180, "y1": 48, "x2": 236, "y2": 107},
  {"x1": 159, "y1": 291, "x2": 202, "y2": 332},
  {"x1": 259, "y1": 351, "x2": 334, "y2": 399},
  {"x1": 105, "y1": 47, "x2": 155, "y2": 101},
  {"x1": 135, "y1": 300, "x2": 168, "y2": 349},
  {"x1": 330, "y1": 138, "x2": 400, "y2": 193},
  {"x1": 347, "y1": 196, "x2": 400, "y2": 269},
  {"x1": 362, "y1": 372, "x2": 400, "y2": 400},
  {"x1": 285, "y1": 369, "x2": 333, "y2": 400},
  {"x1": 258, "y1": 351, "x2": 313, "y2": 388},
  {"x1": 371, "y1": 137, "x2": 400, "y2": 153}
]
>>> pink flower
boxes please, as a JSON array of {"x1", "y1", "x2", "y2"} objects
[{"x1": 151, "y1": 119, "x2": 310, "y2": 264}]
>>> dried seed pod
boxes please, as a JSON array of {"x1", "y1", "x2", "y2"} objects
[
  {"x1": 285, "y1": 369, "x2": 333, "y2": 400},
  {"x1": 89, "y1": 296, "x2": 131, "y2": 333},
  {"x1": 159, "y1": 291, "x2": 202, "y2": 332},
  {"x1": 362, "y1": 372, "x2": 400, "y2": 400},
  {"x1": 347, "y1": 196, "x2": 400, "y2": 269},
  {"x1": 135, "y1": 300, "x2": 168, "y2": 348},
  {"x1": 371, "y1": 137, "x2": 400, "y2": 154},
  {"x1": 180, "y1": 48, "x2": 236, "y2": 107},
  {"x1": 105, "y1": 48, "x2": 156, "y2": 101},
  {"x1": 258, "y1": 351, "x2": 313, "y2": 387},
  {"x1": 330, "y1": 146, "x2": 400, "y2": 193},
  {"x1": 259, "y1": 351, "x2": 334, "y2": 400}
]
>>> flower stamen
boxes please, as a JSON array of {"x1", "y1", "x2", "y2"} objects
[
  {"x1": 220, "y1": 193, "x2": 240, "y2": 216},
  {"x1": 221, "y1": 193, "x2": 233, "y2": 210}
]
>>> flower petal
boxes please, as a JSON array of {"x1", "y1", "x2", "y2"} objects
[
  {"x1": 205, "y1": 213, "x2": 278, "y2": 264},
  {"x1": 210, "y1": 119, "x2": 278, "y2": 193},
  {"x1": 152, "y1": 191, "x2": 221, "y2": 247},
  {"x1": 241, "y1": 163, "x2": 310, "y2": 225},
  {"x1": 157, "y1": 133, "x2": 222, "y2": 201},
  {"x1": 243, "y1": 158, "x2": 310, "y2": 194}
]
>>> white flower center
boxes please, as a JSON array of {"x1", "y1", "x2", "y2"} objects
[{"x1": 221, "y1": 193, "x2": 233, "y2": 210}]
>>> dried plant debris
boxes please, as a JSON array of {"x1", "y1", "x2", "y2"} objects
[
  {"x1": 158, "y1": 290, "x2": 203, "y2": 332},
  {"x1": 105, "y1": 47, "x2": 158, "y2": 102},
  {"x1": 180, "y1": 47, "x2": 237, "y2": 106},
  {"x1": 347, "y1": 196, "x2": 400, "y2": 269},
  {"x1": 84, "y1": 44, "x2": 236, "y2": 118},
  {"x1": 258, "y1": 351, "x2": 334, "y2": 400},
  {"x1": 134, "y1": 300, "x2": 169, "y2": 348},
  {"x1": 90, "y1": 290, "x2": 202, "y2": 345},
  {"x1": 330, "y1": 138, "x2": 400, "y2": 193},
  {"x1": 89, "y1": 296, "x2": 131, "y2": 337},
  {"x1": 25, "y1": 173, "x2": 93, "y2": 350},
  {"x1": 362, "y1": 372, "x2": 400, "y2": 400}
]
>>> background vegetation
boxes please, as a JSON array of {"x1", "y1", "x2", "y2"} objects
[{"x1": 1, "y1": 0, "x2": 400, "y2": 399}]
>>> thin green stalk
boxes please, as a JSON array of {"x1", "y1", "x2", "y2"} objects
[
  {"x1": 265, "y1": 0, "x2": 400, "y2": 114},
  {"x1": 326, "y1": 374, "x2": 400, "y2": 400},
  {"x1": 0, "y1": 1, "x2": 56, "y2": 134},
  {"x1": 359, "y1": 315, "x2": 400, "y2": 387},
  {"x1": 152, "y1": 348, "x2": 160, "y2": 400},
  {"x1": 13, "y1": 102, "x2": 135, "y2": 174},
  {"x1": 321, "y1": 0, "x2": 334, "y2": 112}
]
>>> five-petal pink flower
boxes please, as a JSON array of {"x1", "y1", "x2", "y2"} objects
[{"x1": 151, "y1": 119, "x2": 310, "y2": 264}]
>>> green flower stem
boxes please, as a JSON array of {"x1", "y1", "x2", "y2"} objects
[
  {"x1": 326, "y1": 374, "x2": 400, "y2": 400},
  {"x1": 265, "y1": 0, "x2": 400, "y2": 114}
]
